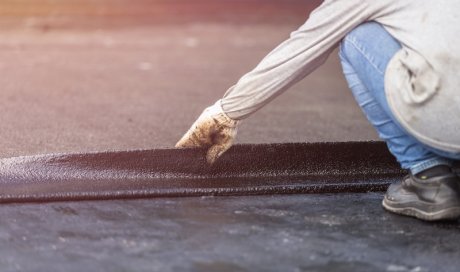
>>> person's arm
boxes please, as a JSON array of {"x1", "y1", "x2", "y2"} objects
[
  {"x1": 222, "y1": 0, "x2": 371, "y2": 119},
  {"x1": 177, "y1": 0, "x2": 371, "y2": 163}
]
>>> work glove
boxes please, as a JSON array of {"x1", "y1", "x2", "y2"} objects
[{"x1": 175, "y1": 100, "x2": 240, "y2": 164}]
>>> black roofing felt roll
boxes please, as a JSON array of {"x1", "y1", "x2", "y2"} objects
[{"x1": 0, "y1": 141, "x2": 409, "y2": 203}]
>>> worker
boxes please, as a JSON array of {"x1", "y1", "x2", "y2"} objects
[{"x1": 176, "y1": 0, "x2": 460, "y2": 221}]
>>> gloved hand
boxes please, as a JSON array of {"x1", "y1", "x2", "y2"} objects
[{"x1": 175, "y1": 100, "x2": 240, "y2": 164}]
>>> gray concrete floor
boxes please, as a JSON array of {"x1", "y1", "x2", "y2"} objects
[
  {"x1": 2, "y1": 194, "x2": 460, "y2": 272},
  {"x1": 0, "y1": 1, "x2": 458, "y2": 272},
  {"x1": 0, "y1": 0, "x2": 377, "y2": 158}
]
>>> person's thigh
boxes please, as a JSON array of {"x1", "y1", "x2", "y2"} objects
[
  {"x1": 339, "y1": 22, "x2": 402, "y2": 118},
  {"x1": 338, "y1": 22, "x2": 455, "y2": 172},
  {"x1": 341, "y1": 22, "x2": 460, "y2": 162}
]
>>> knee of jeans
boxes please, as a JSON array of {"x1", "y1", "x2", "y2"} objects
[
  {"x1": 338, "y1": 42, "x2": 347, "y2": 62},
  {"x1": 340, "y1": 21, "x2": 382, "y2": 61},
  {"x1": 345, "y1": 21, "x2": 383, "y2": 43}
]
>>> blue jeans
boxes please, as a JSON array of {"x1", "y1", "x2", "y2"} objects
[{"x1": 339, "y1": 22, "x2": 459, "y2": 175}]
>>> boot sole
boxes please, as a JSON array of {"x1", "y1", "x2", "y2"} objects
[{"x1": 382, "y1": 197, "x2": 460, "y2": 221}]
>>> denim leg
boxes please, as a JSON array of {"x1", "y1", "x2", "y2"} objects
[{"x1": 338, "y1": 22, "x2": 452, "y2": 174}]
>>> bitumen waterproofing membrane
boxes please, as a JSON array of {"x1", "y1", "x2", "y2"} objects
[{"x1": 0, "y1": 141, "x2": 406, "y2": 203}]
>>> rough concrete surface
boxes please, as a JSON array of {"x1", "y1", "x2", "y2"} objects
[
  {"x1": 0, "y1": 0, "x2": 377, "y2": 159},
  {"x1": 0, "y1": 1, "x2": 458, "y2": 271},
  {"x1": 2, "y1": 194, "x2": 460, "y2": 272}
]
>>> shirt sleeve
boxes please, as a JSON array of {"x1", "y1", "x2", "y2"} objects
[{"x1": 220, "y1": 0, "x2": 371, "y2": 120}]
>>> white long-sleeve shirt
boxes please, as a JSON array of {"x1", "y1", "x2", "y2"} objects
[{"x1": 220, "y1": 0, "x2": 460, "y2": 153}]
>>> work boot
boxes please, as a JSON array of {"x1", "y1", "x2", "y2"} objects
[{"x1": 382, "y1": 168, "x2": 460, "y2": 221}]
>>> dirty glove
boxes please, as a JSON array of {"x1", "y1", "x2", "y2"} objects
[{"x1": 175, "y1": 100, "x2": 240, "y2": 164}]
